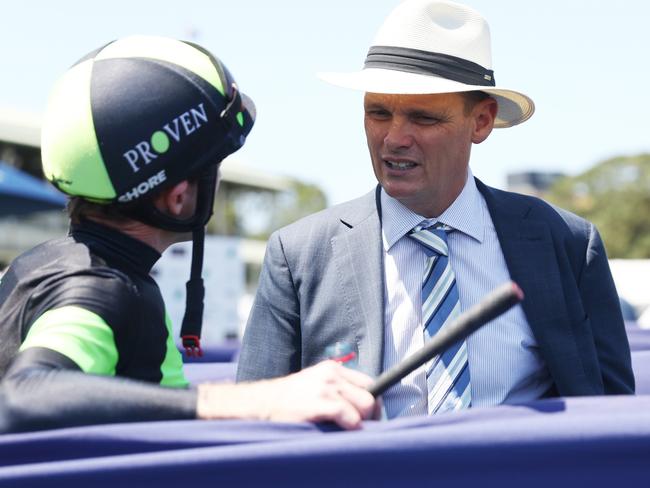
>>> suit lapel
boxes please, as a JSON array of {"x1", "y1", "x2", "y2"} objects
[
  {"x1": 476, "y1": 180, "x2": 573, "y2": 354},
  {"x1": 330, "y1": 188, "x2": 385, "y2": 376}
]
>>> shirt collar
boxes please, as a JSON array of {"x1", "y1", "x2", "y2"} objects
[
  {"x1": 381, "y1": 169, "x2": 485, "y2": 251},
  {"x1": 71, "y1": 219, "x2": 161, "y2": 274}
]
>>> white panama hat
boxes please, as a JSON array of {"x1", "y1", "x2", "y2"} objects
[{"x1": 319, "y1": 0, "x2": 534, "y2": 128}]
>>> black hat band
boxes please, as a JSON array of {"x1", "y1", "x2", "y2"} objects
[{"x1": 364, "y1": 45, "x2": 495, "y2": 87}]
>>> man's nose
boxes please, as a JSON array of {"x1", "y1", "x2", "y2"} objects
[{"x1": 384, "y1": 118, "x2": 413, "y2": 151}]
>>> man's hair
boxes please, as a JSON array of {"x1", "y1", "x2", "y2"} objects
[
  {"x1": 67, "y1": 174, "x2": 200, "y2": 225},
  {"x1": 67, "y1": 198, "x2": 136, "y2": 225},
  {"x1": 461, "y1": 91, "x2": 492, "y2": 115}
]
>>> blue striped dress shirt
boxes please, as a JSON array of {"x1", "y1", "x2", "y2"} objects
[{"x1": 380, "y1": 171, "x2": 553, "y2": 418}]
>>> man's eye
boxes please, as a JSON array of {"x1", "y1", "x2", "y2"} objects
[{"x1": 413, "y1": 115, "x2": 439, "y2": 125}]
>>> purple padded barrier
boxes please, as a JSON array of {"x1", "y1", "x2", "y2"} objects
[
  {"x1": 183, "y1": 362, "x2": 237, "y2": 385},
  {"x1": 626, "y1": 323, "x2": 650, "y2": 352},
  {"x1": 632, "y1": 350, "x2": 650, "y2": 395},
  {"x1": 179, "y1": 326, "x2": 649, "y2": 384},
  {"x1": 0, "y1": 395, "x2": 649, "y2": 487},
  {"x1": 180, "y1": 340, "x2": 240, "y2": 363}
]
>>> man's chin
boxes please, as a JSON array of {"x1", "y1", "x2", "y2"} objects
[{"x1": 381, "y1": 183, "x2": 419, "y2": 202}]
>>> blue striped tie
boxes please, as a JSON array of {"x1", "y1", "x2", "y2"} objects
[{"x1": 409, "y1": 224, "x2": 471, "y2": 414}]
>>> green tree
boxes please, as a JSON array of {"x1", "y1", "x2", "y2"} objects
[
  {"x1": 207, "y1": 180, "x2": 328, "y2": 240},
  {"x1": 268, "y1": 181, "x2": 328, "y2": 234},
  {"x1": 545, "y1": 154, "x2": 650, "y2": 258}
]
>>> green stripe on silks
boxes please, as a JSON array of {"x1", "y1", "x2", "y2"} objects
[
  {"x1": 94, "y1": 36, "x2": 226, "y2": 96},
  {"x1": 160, "y1": 312, "x2": 189, "y2": 388},
  {"x1": 20, "y1": 306, "x2": 118, "y2": 375},
  {"x1": 41, "y1": 60, "x2": 116, "y2": 200}
]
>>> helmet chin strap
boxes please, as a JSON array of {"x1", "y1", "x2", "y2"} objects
[
  {"x1": 178, "y1": 166, "x2": 218, "y2": 358},
  {"x1": 179, "y1": 225, "x2": 206, "y2": 357}
]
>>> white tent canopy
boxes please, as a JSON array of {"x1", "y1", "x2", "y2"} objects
[{"x1": 609, "y1": 259, "x2": 650, "y2": 327}]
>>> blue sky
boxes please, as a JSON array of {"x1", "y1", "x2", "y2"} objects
[{"x1": 2, "y1": 0, "x2": 648, "y2": 205}]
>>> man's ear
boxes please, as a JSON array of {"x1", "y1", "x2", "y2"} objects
[
  {"x1": 155, "y1": 180, "x2": 190, "y2": 217},
  {"x1": 471, "y1": 97, "x2": 498, "y2": 144}
]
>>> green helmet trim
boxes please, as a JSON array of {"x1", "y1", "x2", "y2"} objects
[
  {"x1": 41, "y1": 60, "x2": 116, "y2": 200},
  {"x1": 20, "y1": 306, "x2": 118, "y2": 375},
  {"x1": 94, "y1": 35, "x2": 226, "y2": 96},
  {"x1": 159, "y1": 312, "x2": 189, "y2": 387},
  {"x1": 41, "y1": 36, "x2": 254, "y2": 203},
  {"x1": 151, "y1": 130, "x2": 171, "y2": 153}
]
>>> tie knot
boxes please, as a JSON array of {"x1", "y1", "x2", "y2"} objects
[{"x1": 408, "y1": 223, "x2": 452, "y2": 256}]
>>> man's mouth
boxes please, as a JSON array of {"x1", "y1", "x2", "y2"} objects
[{"x1": 385, "y1": 160, "x2": 417, "y2": 170}]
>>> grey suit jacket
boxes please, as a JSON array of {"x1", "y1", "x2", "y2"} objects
[{"x1": 237, "y1": 181, "x2": 634, "y2": 397}]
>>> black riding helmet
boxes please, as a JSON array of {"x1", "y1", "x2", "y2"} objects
[{"x1": 41, "y1": 35, "x2": 256, "y2": 356}]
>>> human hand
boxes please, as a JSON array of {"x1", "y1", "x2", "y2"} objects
[{"x1": 197, "y1": 360, "x2": 379, "y2": 430}]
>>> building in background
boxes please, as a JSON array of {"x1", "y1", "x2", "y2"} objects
[{"x1": 506, "y1": 171, "x2": 566, "y2": 197}]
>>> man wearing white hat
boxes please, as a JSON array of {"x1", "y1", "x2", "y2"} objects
[{"x1": 237, "y1": 0, "x2": 634, "y2": 417}]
